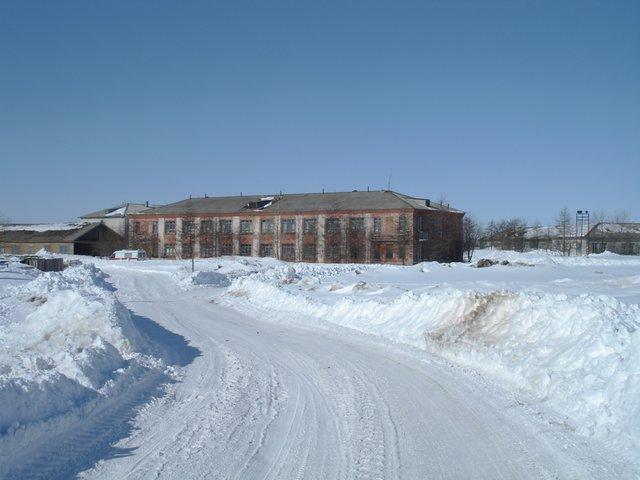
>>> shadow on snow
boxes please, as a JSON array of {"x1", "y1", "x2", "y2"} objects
[{"x1": 2, "y1": 312, "x2": 201, "y2": 480}]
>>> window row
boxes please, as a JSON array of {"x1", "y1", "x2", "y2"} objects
[
  {"x1": 150, "y1": 215, "x2": 408, "y2": 236},
  {"x1": 160, "y1": 241, "x2": 405, "y2": 261}
]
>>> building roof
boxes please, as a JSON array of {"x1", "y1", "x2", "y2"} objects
[
  {"x1": 80, "y1": 203, "x2": 153, "y2": 219},
  {"x1": 134, "y1": 191, "x2": 462, "y2": 216},
  {"x1": 524, "y1": 226, "x2": 564, "y2": 239},
  {"x1": 587, "y1": 222, "x2": 640, "y2": 239},
  {"x1": 0, "y1": 222, "x2": 114, "y2": 243}
]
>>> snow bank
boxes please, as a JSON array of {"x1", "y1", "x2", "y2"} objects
[
  {"x1": 0, "y1": 263, "x2": 155, "y2": 433},
  {"x1": 474, "y1": 248, "x2": 640, "y2": 267},
  {"x1": 170, "y1": 257, "x2": 372, "y2": 289},
  {"x1": 223, "y1": 274, "x2": 640, "y2": 457}
]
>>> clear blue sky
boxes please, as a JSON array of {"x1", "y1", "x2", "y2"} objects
[{"x1": 1, "y1": 0, "x2": 638, "y2": 224}]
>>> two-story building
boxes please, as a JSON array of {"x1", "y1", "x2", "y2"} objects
[{"x1": 129, "y1": 190, "x2": 464, "y2": 264}]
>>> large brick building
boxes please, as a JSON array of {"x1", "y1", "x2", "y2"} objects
[{"x1": 129, "y1": 191, "x2": 464, "y2": 264}]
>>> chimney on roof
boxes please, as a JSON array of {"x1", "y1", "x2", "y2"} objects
[
  {"x1": 145, "y1": 201, "x2": 149, "y2": 207},
  {"x1": 425, "y1": 199, "x2": 431, "y2": 207},
  {"x1": 367, "y1": 186, "x2": 370, "y2": 192}
]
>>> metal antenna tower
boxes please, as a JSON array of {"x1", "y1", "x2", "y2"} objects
[{"x1": 575, "y1": 210, "x2": 590, "y2": 255}]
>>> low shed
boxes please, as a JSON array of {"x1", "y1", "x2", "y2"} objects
[{"x1": 0, "y1": 222, "x2": 124, "y2": 257}]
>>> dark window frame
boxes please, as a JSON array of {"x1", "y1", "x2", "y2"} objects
[
  {"x1": 261, "y1": 219, "x2": 274, "y2": 233},
  {"x1": 349, "y1": 217, "x2": 365, "y2": 232},
  {"x1": 326, "y1": 218, "x2": 341, "y2": 234},
  {"x1": 240, "y1": 219, "x2": 253, "y2": 233},
  {"x1": 219, "y1": 219, "x2": 232, "y2": 233},
  {"x1": 281, "y1": 218, "x2": 296, "y2": 233},
  {"x1": 164, "y1": 220, "x2": 176, "y2": 234},
  {"x1": 281, "y1": 243, "x2": 295, "y2": 259},
  {"x1": 303, "y1": 218, "x2": 317, "y2": 234}
]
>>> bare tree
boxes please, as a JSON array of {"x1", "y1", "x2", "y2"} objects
[
  {"x1": 0, "y1": 211, "x2": 10, "y2": 225},
  {"x1": 591, "y1": 210, "x2": 608, "y2": 224},
  {"x1": 179, "y1": 203, "x2": 198, "y2": 272},
  {"x1": 554, "y1": 207, "x2": 574, "y2": 256},
  {"x1": 480, "y1": 217, "x2": 526, "y2": 251},
  {"x1": 462, "y1": 215, "x2": 481, "y2": 262},
  {"x1": 131, "y1": 220, "x2": 159, "y2": 257},
  {"x1": 612, "y1": 209, "x2": 629, "y2": 223}
]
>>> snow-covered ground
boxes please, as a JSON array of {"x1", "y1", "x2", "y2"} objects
[{"x1": 1, "y1": 249, "x2": 638, "y2": 478}]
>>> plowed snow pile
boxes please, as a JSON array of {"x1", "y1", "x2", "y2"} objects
[
  {"x1": 0, "y1": 262, "x2": 163, "y2": 438},
  {"x1": 220, "y1": 254, "x2": 640, "y2": 460}
]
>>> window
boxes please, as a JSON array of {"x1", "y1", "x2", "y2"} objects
[
  {"x1": 385, "y1": 245, "x2": 394, "y2": 260},
  {"x1": 240, "y1": 220, "x2": 253, "y2": 233},
  {"x1": 281, "y1": 243, "x2": 295, "y2": 259},
  {"x1": 259, "y1": 244, "x2": 273, "y2": 257},
  {"x1": 303, "y1": 218, "x2": 317, "y2": 234},
  {"x1": 201, "y1": 220, "x2": 214, "y2": 233},
  {"x1": 201, "y1": 246, "x2": 214, "y2": 257},
  {"x1": 398, "y1": 214, "x2": 407, "y2": 232},
  {"x1": 350, "y1": 217, "x2": 365, "y2": 231},
  {"x1": 240, "y1": 243, "x2": 252, "y2": 256},
  {"x1": 220, "y1": 243, "x2": 232, "y2": 255},
  {"x1": 164, "y1": 244, "x2": 175, "y2": 257},
  {"x1": 261, "y1": 219, "x2": 274, "y2": 233},
  {"x1": 151, "y1": 221, "x2": 158, "y2": 234},
  {"x1": 373, "y1": 218, "x2": 381, "y2": 234},
  {"x1": 399, "y1": 245, "x2": 406, "y2": 261},
  {"x1": 373, "y1": 244, "x2": 381, "y2": 260},
  {"x1": 182, "y1": 221, "x2": 195, "y2": 234},
  {"x1": 591, "y1": 242, "x2": 606, "y2": 254},
  {"x1": 165, "y1": 220, "x2": 176, "y2": 234},
  {"x1": 182, "y1": 244, "x2": 193, "y2": 257},
  {"x1": 349, "y1": 244, "x2": 362, "y2": 261},
  {"x1": 220, "y1": 220, "x2": 232, "y2": 233},
  {"x1": 303, "y1": 244, "x2": 316, "y2": 260},
  {"x1": 326, "y1": 218, "x2": 341, "y2": 234},
  {"x1": 59, "y1": 245, "x2": 69, "y2": 254},
  {"x1": 134, "y1": 221, "x2": 141, "y2": 234},
  {"x1": 281, "y1": 219, "x2": 295, "y2": 233},
  {"x1": 11, "y1": 245, "x2": 20, "y2": 254},
  {"x1": 326, "y1": 243, "x2": 340, "y2": 260}
]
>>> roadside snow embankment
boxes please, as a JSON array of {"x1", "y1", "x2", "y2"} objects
[
  {"x1": 0, "y1": 263, "x2": 162, "y2": 435},
  {"x1": 223, "y1": 270, "x2": 640, "y2": 458}
]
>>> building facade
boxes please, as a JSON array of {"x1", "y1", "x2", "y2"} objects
[
  {"x1": 130, "y1": 191, "x2": 464, "y2": 264},
  {"x1": 80, "y1": 202, "x2": 154, "y2": 242},
  {"x1": 585, "y1": 223, "x2": 640, "y2": 255}
]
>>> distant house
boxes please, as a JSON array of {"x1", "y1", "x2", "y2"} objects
[
  {"x1": 523, "y1": 226, "x2": 562, "y2": 251},
  {"x1": 490, "y1": 222, "x2": 640, "y2": 256},
  {"x1": 585, "y1": 223, "x2": 640, "y2": 255},
  {"x1": 0, "y1": 223, "x2": 123, "y2": 256},
  {"x1": 80, "y1": 203, "x2": 154, "y2": 242},
  {"x1": 129, "y1": 190, "x2": 464, "y2": 264}
]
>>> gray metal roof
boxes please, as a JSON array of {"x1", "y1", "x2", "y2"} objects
[
  {"x1": 587, "y1": 222, "x2": 640, "y2": 240},
  {"x1": 135, "y1": 191, "x2": 462, "y2": 216},
  {"x1": 80, "y1": 203, "x2": 153, "y2": 219},
  {"x1": 0, "y1": 223, "x2": 117, "y2": 243}
]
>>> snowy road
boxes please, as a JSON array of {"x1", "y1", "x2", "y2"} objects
[{"x1": 80, "y1": 267, "x2": 631, "y2": 479}]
